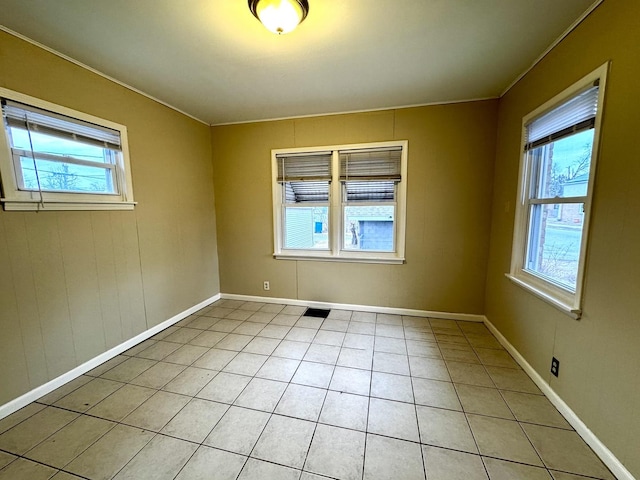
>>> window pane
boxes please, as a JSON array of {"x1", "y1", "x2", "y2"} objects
[
  {"x1": 526, "y1": 202, "x2": 584, "y2": 290},
  {"x1": 284, "y1": 206, "x2": 328, "y2": 249},
  {"x1": 344, "y1": 205, "x2": 394, "y2": 252},
  {"x1": 531, "y1": 129, "x2": 594, "y2": 199},
  {"x1": 19, "y1": 157, "x2": 116, "y2": 194}
]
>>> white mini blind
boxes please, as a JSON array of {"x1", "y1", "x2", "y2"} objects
[
  {"x1": 2, "y1": 99, "x2": 122, "y2": 151},
  {"x1": 277, "y1": 152, "x2": 332, "y2": 203},
  {"x1": 339, "y1": 147, "x2": 402, "y2": 181},
  {"x1": 525, "y1": 83, "x2": 599, "y2": 151}
]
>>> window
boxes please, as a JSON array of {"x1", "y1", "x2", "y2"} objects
[
  {"x1": 508, "y1": 64, "x2": 608, "y2": 317},
  {"x1": 0, "y1": 88, "x2": 135, "y2": 210},
  {"x1": 272, "y1": 141, "x2": 407, "y2": 263}
]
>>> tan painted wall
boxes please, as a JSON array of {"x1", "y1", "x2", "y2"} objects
[
  {"x1": 212, "y1": 101, "x2": 498, "y2": 313},
  {"x1": 485, "y1": 1, "x2": 640, "y2": 476},
  {"x1": 0, "y1": 32, "x2": 220, "y2": 405}
]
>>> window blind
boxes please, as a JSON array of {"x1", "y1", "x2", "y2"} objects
[
  {"x1": 277, "y1": 152, "x2": 332, "y2": 203},
  {"x1": 525, "y1": 83, "x2": 599, "y2": 151},
  {"x1": 2, "y1": 99, "x2": 122, "y2": 151},
  {"x1": 340, "y1": 147, "x2": 401, "y2": 201}
]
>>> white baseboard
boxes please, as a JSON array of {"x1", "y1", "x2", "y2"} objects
[
  {"x1": 220, "y1": 293, "x2": 486, "y2": 323},
  {"x1": 484, "y1": 317, "x2": 633, "y2": 480},
  {"x1": 0, "y1": 293, "x2": 220, "y2": 421}
]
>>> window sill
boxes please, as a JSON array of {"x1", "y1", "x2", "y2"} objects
[
  {"x1": 274, "y1": 253, "x2": 405, "y2": 265},
  {"x1": 2, "y1": 200, "x2": 137, "y2": 211},
  {"x1": 505, "y1": 273, "x2": 581, "y2": 319}
]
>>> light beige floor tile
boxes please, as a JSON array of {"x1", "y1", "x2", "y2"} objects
[
  {"x1": 162, "y1": 327, "x2": 203, "y2": 344},
  {"x1": 162, "y1": 366, "x2": 218, "y2": 396},
  {"x1": 467, "y1": 414, "x2": 543, "y2": 466},
  {"x1": 446, "y1": 361, "x2": 494, "y2": 387},
  {"x1": 301, "y1": 472, "x2": 332, "y2": 480},
  {"x1": 404, "y1": 331, "x2": 436, "y2": 343},
  {"x1": 215, "y1": 333, "x2": 254, "y2": 351},
  {"x1": 0, "y1": 458, "x2": 57, "y2": 480},
  {"x1": 412, "y1": 377, "x2": 462, "y2": 410},
  {"x1": 0, "y1": 452, "x2": 15, "y2": 469},
  {"x1": 375, "y1": 324, "x2": 405, "y2": 339},
  {"x1": 129, "y1": 361, "x2": 186, "y2": 389},
  {"x1": 256, "y1": 357, "x2": 300, "y2": 382},
  {"x1": 483, "y1": 457, "x2": 551, "y2": 480},
  {"x1": 242, "y1": 336, "x2": 280, "y2": 355},
  {"x1": 368, "y1": 398, "x2": 420, "y2": 442},
  {"x1": 455, "y1": 384, "x2": 514, "y2": 419},
  {"x1": 162, "y1": 344, "x2": 209, "y2": 365},
  {"x1": 122, "y1": 391, "x2": 190, "y2": 431},
  {"x1": 282, "y1": 305, "x2": 307, "y2": 316},
  {"x1": 522, "y1": 424, "x2": 615, "y2": 479},
  {"x1": 292, "y1": 361, "x2": 335, "y2": 388},
  {"x1": 275, "y1": 384, "x2": 327, "y2": 421},
  {"x1": 474, "y1": 348, "x2": 520, "y2": 369},
  {"x1": 247, "y1": 312, "x2": 276, "y2": 324},
  {"x1": 54, "y1": 378, "x2": 123, "y2": 412},
  {"x1": 371, "y1": 371, "x2": 414, "y2": 403},
  {"x1": 319, "y1": 390, "x2": 369, "y2": 431},
  {"x1": 352, "y1": 311, "x2": 376, "y2": 323},
  {"x1": 189, "y1": 330, "x2": 227, "y2": 348},
  {"x1": 304, "y1": 344, "x2": 341, "y2": 364},
  {"x1": 193, "y1": 348, "x2": 237, "y2": 371},
  {"x1": 25, "y1": 415, "x2": 114, "y2": 468},
  {"x1": 374, "y1": 336, "x2": 407, "y2": 354},
  {"x1": 435, "y1": 333, "x2": 470, "y2": 345},
  {"x1": 39, "y1": 376, "x2": 92, "y2": 404},
  {"x1": 112, "y1": 434, "x2": 197, "y2": 480},
  {"x1": 135, "y1": 341, "x2": 181, "y2": 361},
  {"x1": 0, "y1": 403, "x2": 46, "y2": 434},
  {"x1": 270, "y1": 314, "x2": 300, "y2": 327},
  {"x1": 347, "y1": 321, "x2": 376, "y2": 335},
  {"x1": 485, "y1": 366, "x2": 541, "y2": 394},
  {"x1": 415, "y1": 405, "x2": 477, "y2": 453},
  {"x1": 208, "y1": 307, "x2": 236, "y2": 318},
  {"x1": 185, "y1": 316, "x2": 219, "y2": 330},
  {"x1": 176, "y1": 445, "x2": 246, "y2": 480},
  {"x1": 466, "y1": 334, "x2": 503, "y2": 349},
  {"x1": 252, "y1": 415, "x2": 315, "y2": 469},
  {"x1": 501, "y1": 391, "x2": 572, "y2": 429},
  {"x1": 260, "y1": 303, "x2": 286, "y2": 314},
  {"x1": 440, "y1": 345, "x2": 481, "y2": 364},
  {"x1": 210, "y1": 320, "x2": 243, "y2": 333},
  {"x1": 152, "y1": 326, "x2": 179, "y2": 340},
  {"x1": 377, "y1": 313, "x2": 403, "y2": 325},
  {"x1": 364, "y1": 434, "x2": 425, "y2": 480},
  {"x1": 373, "y1": 351, "x2": 410, "y2": 375},
  {"x1": 430, "y1": 319, "x2": 462, "y2": 330},
  {"x1": 286, "y1": 327, "x2": 318, "y2": 343},
  {"x1": 257, "y1": 324, "x2": 291, "y2": 339},
  {"x1": 337, "y1": 347, "x2": 373, "y2": 370},
  {"x1": 161, "y1": 398, "x2": 228, "y2": 443},
  {"x1": 406, "y1": 340, "x2": 441, "y2": 358},
  {"x1": 305, "y1": 424, "x2": 365, "y2": 480},
  {"x1": 234, "y1": 378, "x2": 287, "y2": 412},
  {"x1": 273, "y1": 340, "x2": 311, "y2": 360},
  {"x1": 402, "y1": 316, "x2": 430, "y2": 328},
  {"x1": 422, "y1": 445, "x2": 487, "y2": 480},
  {"x1": 238, "y1": 458, "x2": 300, "y2": 480},
  {"x1": 235, "y1": 321, "x2": 266, "y2": 337},
  {"x1": 239, "y1": 301, "x2": 265, "y2": 311},
  {"x1": 321, "y1": 319, "x2": 349, "y2": 332},
  {"x1": 64, "y1": 424, "x2": 155, "y2": 480},
  {"x1": 296, "y1": 317, "x2": 324, "y2": 329},
  {"x1": 204, "y1": 406, "x2": 270, "y2": 455},
  {"x1": 457, "y1": 322, "x2": 491, "y2": 335},
  {"x1": 343, "y1": 333, "x2": 375, "y2": 350},
  {"x1": 227, "y1": 310, "x2": 254, "y2": 321},
  {"x1": 328, "y1": 309, "x2": 352, "y2": 320},
  {"x1": 100, "y1": 357, "x2": 157, "y2": 382},
  {"x1": 549, "y1": 471, "x2": 601, "y2": 480},
  {"x1": 0, "y1": 406, "x2": 79, "y2": 455},
  {"x1": 50, "y1": 472, "x2": 84, "y2": 479},
  {"x1": 87, "y1": 355, "x2": 129, "y2": 377},
  {"x1": 222, "y1": 352, "x2": 268, "y2": 376},
  {"x1": 408, "y1": 356, "x2": 451, "y2": 381},
  {"x1": 87, "y1": 384, "x2": 156, "y2": 421},
  {"x1": 330, "y1": 366, "x2": 371, "y2": 396},
  {"x1": 196, "y1": 372, "x2": 251, "y2": 404}
]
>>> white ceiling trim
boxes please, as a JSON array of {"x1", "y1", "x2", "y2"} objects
[{"x1": 500, "y1": 0, "x2": 604, "y2": 97}]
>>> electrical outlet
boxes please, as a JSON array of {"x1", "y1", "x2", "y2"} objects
[
  {"x1": 263, "y1": 281, "x2": 270, "y2": 291},
  {"x1": 551, "y1": 357, "x2": 560, "y2": 377}
]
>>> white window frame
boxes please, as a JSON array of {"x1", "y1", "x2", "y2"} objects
[
  {"x1": 272, "y1": 140, "x2": 408, "y2": 264},
  {"x1": 507, "y1": 63, "x2": 608, "y2": 318},
  {"x1": 0, "y1": 87, "x2": 135, "y2": 211}
]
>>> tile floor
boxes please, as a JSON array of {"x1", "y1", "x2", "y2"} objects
[{"x1": 0, "y1": 300, "x2": 617, "y2": 480}]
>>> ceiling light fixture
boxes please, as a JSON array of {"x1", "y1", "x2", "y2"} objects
[{"x1": 248, "y1": 0, "x2": 309, "y2": 35}]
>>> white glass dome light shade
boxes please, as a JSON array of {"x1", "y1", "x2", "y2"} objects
[{"x1": 250, "y1": 0, "x2": 309, "y2": 35}]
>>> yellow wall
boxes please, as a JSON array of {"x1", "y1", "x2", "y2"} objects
[
  {"x1": 0, "y1": 31, "x2": 220, "y2": 405},
  {"x1": 485, "y1": 1, "x2": 640, "y2": 476},
  {"x1": 211, "y1": 101, "x2": 498, "y2": 313}
]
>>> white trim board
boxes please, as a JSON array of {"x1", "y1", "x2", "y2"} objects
[
  {"x1": 220, "y1": 293, "x2": 486, "y2": 323},
  {"x1": 484, "y1": 317, "x2": 634, "y2": 480},
  {"x1": 0, "y1": 294, "x2": 220, "y2": 421}
]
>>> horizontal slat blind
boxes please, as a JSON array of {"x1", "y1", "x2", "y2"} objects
[
  {"x1": 277, "y1": 152, "x2": 332, "y2": 182},
  {"x1": 2, "y1": 99, "x2": 122, "y2": 150},
  {"x1": 525, "y1": 84, "x2": 599, "y2": 150},
  {"x1": 339, "y1": 147, "x2": 401, "y2": 181},
  {"x1": 344, "y1": 181, "x2": 395, "y2": 201}
]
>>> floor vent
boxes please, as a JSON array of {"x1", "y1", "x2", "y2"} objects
[{"x1": 303, "y1": 308, "x2": 331, "y2": 318}]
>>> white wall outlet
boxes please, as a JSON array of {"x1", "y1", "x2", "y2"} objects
[{"x1": 263, "y1": 281, "x2": 270, "y2": 291}]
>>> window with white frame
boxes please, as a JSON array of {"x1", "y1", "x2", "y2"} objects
[
  {"x1": 0, "y1": 88, "x2": 135, "y2": 211},
  {"x1": 272, "y1": 141, "x2": 407, "y2": 263},
  {"x1": 508, "y1": 64, "x2": 607, "y2": 317}
]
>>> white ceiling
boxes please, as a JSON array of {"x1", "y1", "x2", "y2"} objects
[{"x1": 0, "y1": 0, "x2": 597, "y2": 125}]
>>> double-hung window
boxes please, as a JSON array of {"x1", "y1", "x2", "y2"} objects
[
  {"x1": 508, "y1": 64, "x2": 607, "y2": 317},
  {"x1": 0, "y1": 88, "x2": 135, "y2": 210},
  {"x1": 272, "y1": 141, "x2": 407, "y2": 263}
]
